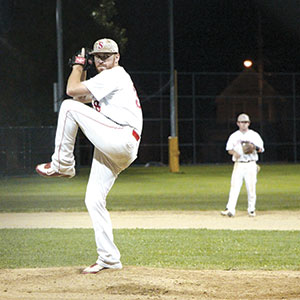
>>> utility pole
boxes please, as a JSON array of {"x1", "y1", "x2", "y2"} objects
[
  {"x1": 257, "y1": 8, "x2": 263, "y2": 135},
  {"x1": 55, "y1": 0, "x2": 64, "y2": 111},
  {"x1": 168, "y1": 0, "x2": 180, "y2": 172}
]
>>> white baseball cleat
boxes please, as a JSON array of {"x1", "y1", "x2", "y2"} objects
[
  {"x1": 82, "y1": 263, "x2": 106, "y2": 274},
  {"x1": 221, "y1": 209, "x2": 234, "y2": 217},
  {"x1": 248, "y1": 211, "x2": 256, "y2": 217},
  {"x1": 35, "y1": 162, "x2": 75, "y2": 178}
]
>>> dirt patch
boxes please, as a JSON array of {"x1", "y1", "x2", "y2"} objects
[
  {"x1": 1, "y1": 266, "x2": 300, "y2": 300},
  {"x1": 1, "y1": 210, "x2": 300, "y2": 230}
]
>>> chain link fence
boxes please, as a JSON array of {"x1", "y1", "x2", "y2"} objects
[{"x1": 1, "y1": 71, "x2": 299, "y2": 175}]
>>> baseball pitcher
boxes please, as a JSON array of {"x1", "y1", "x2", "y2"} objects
[
  {"x1": 36, "y1": 38, "x2": 143, "y2": 273},
  {"x1": 221, "y1": 113, "x2": 264, "y2": 217}
]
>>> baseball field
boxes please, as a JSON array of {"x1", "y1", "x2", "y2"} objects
[{"x1": 0, "y1": 164, "x2": 300, "y2": 299}]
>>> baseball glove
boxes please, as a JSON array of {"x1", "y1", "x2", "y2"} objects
[
  {"x1": 241, "y1": 141, "x2": 256, "y2": 154},
  {"x1": 68, "y1": 48, "x2": 93, "y2": 70}
]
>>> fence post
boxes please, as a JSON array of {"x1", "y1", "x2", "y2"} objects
[{"x1": 168, "y1": 136, "x2": 180, "y2": 172}]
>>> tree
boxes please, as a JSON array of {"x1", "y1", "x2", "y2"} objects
[{"x1": 90, "y1": 0, "x2": 127, "y2": 52}]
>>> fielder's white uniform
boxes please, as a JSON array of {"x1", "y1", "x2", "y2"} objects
[
  {"x1": 51, "y1": 66, "x2": 143, "y2": 269},
  {"x1": 225, "y1": 129, "x2": 264, "y2": 215}
]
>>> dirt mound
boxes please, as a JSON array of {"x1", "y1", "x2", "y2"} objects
[{"x1": 1, "y1": 266, "x2": 300, "y2": 300}]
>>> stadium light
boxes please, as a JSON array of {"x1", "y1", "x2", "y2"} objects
[{"x1": 243, "y1": 59, "x2": 253, "y2": 68}]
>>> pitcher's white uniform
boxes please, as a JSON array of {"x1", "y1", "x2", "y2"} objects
[
  {"x1": 36, "y1": 38, "x2": 143, "y2": 273},
  {"x1": 50, "y1": 66, "x2": 142, "y2": 269},
  {"x1": 36, "y1": 38, "x2": 143, "y2": 274},
  {"x1": 225, "y1": 129, "x2": 264, "y2": 216}
]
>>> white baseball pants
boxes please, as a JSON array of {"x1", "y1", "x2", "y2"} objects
[
  {"x1": 226, "y1": 161, "x2": 257, "y2": 215},
  {"x1": 51, "y1": 99, "x2": 140, "y2": 268}
]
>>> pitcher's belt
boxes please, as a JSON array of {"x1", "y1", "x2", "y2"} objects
[{"x1": 102, "y1": 113, "x2": 140, "y2": 141}]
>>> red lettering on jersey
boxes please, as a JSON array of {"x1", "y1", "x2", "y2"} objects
[{"x1": 93, "y1": 100, "x2": 101, "y2": 112}]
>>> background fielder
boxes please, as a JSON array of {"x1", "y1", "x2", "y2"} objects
[
  {"x1": 221, "y1": 113, "x2": 264, "y2": 217},
  {"x1": 36, "y1": 38, "x2": 143, "y2": 274}
]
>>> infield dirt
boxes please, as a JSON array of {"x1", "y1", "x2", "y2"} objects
[
  {"x1": 1, "y1": 266, "x2": 300, "y2": 300},
  {"x1": 1, "y1": 211, "x2": 300, "y2": 299}
]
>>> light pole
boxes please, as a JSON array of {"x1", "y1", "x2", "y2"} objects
[
  {"x1": 55, "y1": 0, "x2": 64, "y2": 112},
  {"x1": 168, "y1": 0, "x2": 180, "y2": 172},
  {"x1": 243, "y1": 57, "x2": 263, "y2": 135},
  {"x1": 257, "y1": 8, "x2": 263, "y2": 136}
]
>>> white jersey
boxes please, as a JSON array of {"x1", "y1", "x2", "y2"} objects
[
  {"x1": 82, "y1": 66, "x2": 143, "y2": 134},
  {"x1": 226, "y1": 129, "x2": 264, "y2": 162}
]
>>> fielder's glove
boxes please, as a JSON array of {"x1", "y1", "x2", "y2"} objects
[
  {"x1": 241, "y1": 141, "x2": 256, "y2": 154},
  {"x1": 68, "y1": 48, "x2": 93, "y2": 70}
]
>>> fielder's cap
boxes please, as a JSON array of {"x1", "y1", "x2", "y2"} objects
[
  {"x1": 90, "y1": 38, "x2": 119, "y2": 54},
  {"x1": 237, "y1": 113, "x2": 250, "y2": 122}
]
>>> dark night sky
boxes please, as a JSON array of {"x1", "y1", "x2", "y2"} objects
[
  {"x1": 0, "y1": 0, "x2": 300, "y2": 125},
  {"x1": 1, "y1": 0, "x2": 300, "y2": 73},
  {"x1": 116, "y1": 0, "x2": 300, "y2": 73}
]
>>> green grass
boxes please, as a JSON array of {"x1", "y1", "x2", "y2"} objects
[
  {"x1": 0, "y1": 228, "x2": 299, "y2": 270},
  {"x1": 0, "y1": 164, "x2": 299, "y2": 212},
  {"x1": 0, "y1": 164, "x2": 299, "y2": 271}
]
